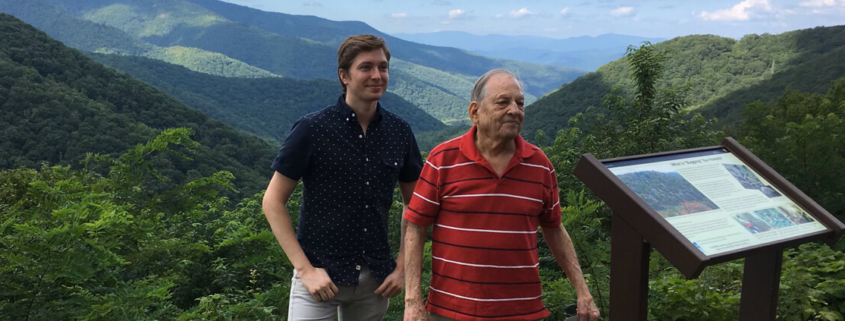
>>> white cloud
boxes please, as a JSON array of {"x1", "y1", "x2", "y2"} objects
[
  {"x1": 391, "y1": 12, "x2": 409, "y2": 19},
  {"x1": 302, "y1": 1, "x2": 322, "y2": 7},
  {"x1": 510, "y1": 8, "x2": 536, "y2": 18},
  {"x1": 610, "y1": 7, "x2": 634, "y2": 16},
  {"x1": 448, "y1": 9, "x2": 465, "y2": 19},
  {"x1": 699, "y1": 0, "x2": 772, "y2": 21},
  {"x1": 799, "y1": 0, "x2": 845, "y2": 7},
  {"x1": 560, "y1": 7, "x2": 571, "y2": 16}
]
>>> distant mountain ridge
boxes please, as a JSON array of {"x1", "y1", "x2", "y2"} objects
[
  {"x1": 523, "y1": 25, "x2": 845, "y2": 138},
  {"x1": 394, "y1": 31, "x2": 665, "y2": 71}
]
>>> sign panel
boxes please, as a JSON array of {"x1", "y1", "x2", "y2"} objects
[{"x1": 604, "y1": 148, "x2": 828, "y2": 256}]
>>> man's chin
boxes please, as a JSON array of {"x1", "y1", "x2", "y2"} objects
[{"x1": 500, "y1": 129, "x2": 521, "y2": 140}]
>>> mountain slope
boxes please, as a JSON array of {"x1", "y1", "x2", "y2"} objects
[
  {"x1": 0, "y1": 0, "x2": 279, "y2": 78},
  {"x1": 88, "y1": 53, "x2": 446, "y2": 142},
  {"x1": 523, "y1": 25, "x2": 845, "y2": 137},
  {"x1": 0, "y1": 13, "x2": 276, "y2": 194}
]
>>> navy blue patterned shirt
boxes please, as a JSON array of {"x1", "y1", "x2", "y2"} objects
[{"x1": 271, "y1": 95, "x2": 423, "y2": 285}]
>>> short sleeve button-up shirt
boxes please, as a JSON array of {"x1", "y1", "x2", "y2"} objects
[{"x1": 271, "y1": 95, "x2": 423, "y2": 285}]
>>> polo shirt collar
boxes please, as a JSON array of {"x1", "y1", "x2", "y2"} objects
[
  {"x1": 335, "y1": 94, "x2": 383, "y2": 124},
  {"x1": 459, "y1": 125, "x2": 535, "y2": 164}
]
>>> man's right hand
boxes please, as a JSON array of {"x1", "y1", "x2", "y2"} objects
[
  {"x1": 404, "y1": 301, "x2": 429, "y2": 321},
  {"x1": 299, "y1": 267, "x2": 338, "y2": 302}
]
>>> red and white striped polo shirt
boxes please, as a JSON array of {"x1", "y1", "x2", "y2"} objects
[{"x1": 404, "y1": 126, "x2": 562, "y2": 321}]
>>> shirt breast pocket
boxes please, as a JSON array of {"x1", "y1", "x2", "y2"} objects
[{"x1": 380, "y1": 157, "x2": 404, "y2": 184}]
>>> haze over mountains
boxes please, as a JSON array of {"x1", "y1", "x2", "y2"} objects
[{"x1": 394, "y1": 31, "x2": 665, "y2": 71}]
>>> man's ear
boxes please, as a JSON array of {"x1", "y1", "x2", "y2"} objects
[
  {"x1": 468, "y1": 101, "x2": 479, "y2": 124},
  {"x1": 338, "y1": 68, "x2": 349, "y2": 85}
]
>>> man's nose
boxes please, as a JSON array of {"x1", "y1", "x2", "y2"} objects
[{"x1": 506, "y1": 102, "x2": 523, "y2": 115}]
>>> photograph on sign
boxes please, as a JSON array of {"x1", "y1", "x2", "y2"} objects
[{"x1": 604, "y1": 149, "x2": 827, "y2": 256}]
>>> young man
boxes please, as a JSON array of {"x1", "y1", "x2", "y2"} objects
[
  {"x1": 262, "y1": 34, "x2": 423, "y2": 321},
  {"x1": 403, "y1": 70, "x2": 600, "y2": 321}
]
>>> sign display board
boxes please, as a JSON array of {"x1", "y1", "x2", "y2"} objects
[
  {"x1": 574, "y1": 138, "x2": 845, "y2": 321},
  {"x1": 604, "y1": 148, "x2": 827, "y2": 256}
]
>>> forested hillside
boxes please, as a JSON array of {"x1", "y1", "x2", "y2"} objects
[
  {"x1": 0, "y1": 13, "x2": 275, "y2": 194},
  {"x1": 89, "y1": 54, "x2": 445, "y2": 143},
  {"x1": 524, "y1": 25, "x2": 845, "y2": 137}
]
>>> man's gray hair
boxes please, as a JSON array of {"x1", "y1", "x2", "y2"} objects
[{"x1": 470, "y1": 69, "x2": 522, "y2": 102}]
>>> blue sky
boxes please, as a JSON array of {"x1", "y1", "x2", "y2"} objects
[{"x1": 220, "y1": 0, "x2": 844, "y2": 39}]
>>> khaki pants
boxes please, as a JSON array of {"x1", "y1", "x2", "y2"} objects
[{"x1": 287, "y1": 265, "x2": 388, "y2": 321}]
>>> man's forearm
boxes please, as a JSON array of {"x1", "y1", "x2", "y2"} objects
[
  {"x1": 542, "y1": 224, "x2": 591, "y2": 297},
  {"x1": 396, "y1": 215, "x2": 408, "y2": 270},
  {"x1": 263, "y1": 198, "x2": 313, "y2": 273},
  {"x1": 404, "y1": 221, "x2": 427, "y2": 302}
]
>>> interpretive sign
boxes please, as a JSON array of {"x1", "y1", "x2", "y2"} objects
[
  {"x1": 573, "y1": 137, "x2": 844, "y2": 321},
  {"x1": 604, "y1": 148, "x2": 828, "y2": 257}
]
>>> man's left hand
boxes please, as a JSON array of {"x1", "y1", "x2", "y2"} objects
[
  {"x1": 374, "y1": 267, "x2": 404, "y2": 298},
  {"x1": 576, "y1": 295, "x2": 600, "y2": 321}
]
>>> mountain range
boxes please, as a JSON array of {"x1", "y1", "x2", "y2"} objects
[
  {"x1": 394, "y1": 31, "x2": 665, "y2": 71},
  {"x1": 0, "y1": 0, "x2": 585, "y2": 125}
]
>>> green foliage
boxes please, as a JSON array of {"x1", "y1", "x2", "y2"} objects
[
  {"x1": 737, "y1": 79, "x2": 845, "y2": 217},
  {"x1": 0, "y1": 129, "x2": 292, "y2": 320},
  {"x1": 626, "y1": 42, "x2": 664, "y2": 112},
  {"x1": 648, "y1": 276, "x2": 741, "y2": 320}
]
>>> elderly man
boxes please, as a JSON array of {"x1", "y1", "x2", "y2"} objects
[{"x1": 403, "y1": 69, "x2": 600, "y2": 321}]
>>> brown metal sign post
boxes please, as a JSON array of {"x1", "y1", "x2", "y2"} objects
[{"x1": 574, "y1": 137, "x2": 844, "y2": 321}]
